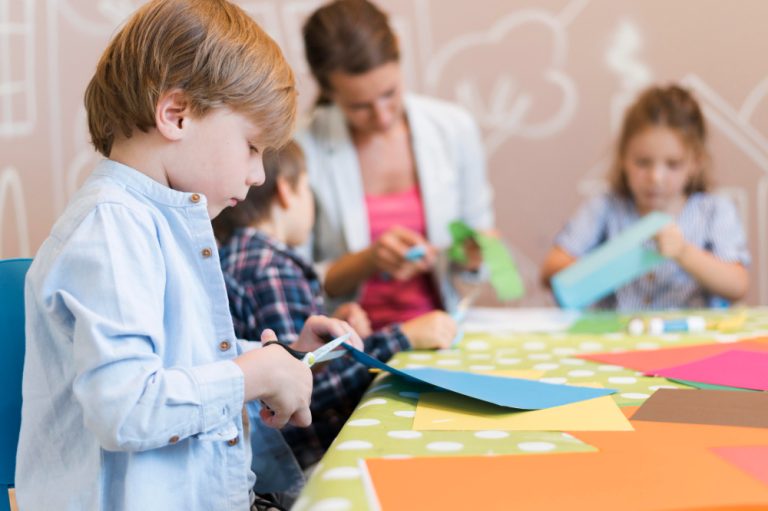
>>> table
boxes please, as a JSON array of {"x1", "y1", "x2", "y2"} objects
[{"x1": 292, "y1": 307, "x2": 768, "y2": 511}]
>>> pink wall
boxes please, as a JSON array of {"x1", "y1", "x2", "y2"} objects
[{"x1": 3, "y1": 0, "x2": 768, "y2": 306}]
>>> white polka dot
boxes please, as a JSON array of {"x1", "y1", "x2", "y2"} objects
[
  {"x1": 436, "y1": 358, "x2": 461, "y2": 366},
  {"x1": 552, "y1": 347, "x2": 577, "y2": 356},
  {"x1": 474, "y1": 430, "x2": 510, "y2": 439},
  {"x1": 466, "y1": 340, "x2": 490, "y2": 351},
  {"x1": 533, "y1": 363, "x2": 560, "y2": 371},
  {"x1": 347, "y1": 418, "x2": 380, "y2": 427},
  {"x1": 336, "y1": 440, "x2": 372, "y2": 451},
  {"x1": 496, "y1": 357, "x2": 521, "y2": 365},
  {"x1": 561, "y1": 432, "x2": 576, "y2": 439},
  {"x1": 608, "y1": 376, "x2": 637, "y2": 384},
  {"x1": 660, "y1": 334, "x2": 681, "y2": 342},
  {"x1": 635, "y1": 342, "x2": 660, "y2": 350},
  {"x1": 528, "y1": 353, "x2": 553, "y2": 361},
  {"x1": 292, "y1": 496, "x2": 310, "y2": 511},
  {"x1": 579, "y1": 341, "x2": 604, "y2": 351},
  {"x1": 437, "y1": 348, "x2": 456, "y2": 355},
  {"x1": 394, "y1": 410, "x2": 415, "y2": 418},
  {"x1": 322, "y1": 467, "x2": 360, "y2": 480},
  {"x1": 382, "y1": 454, "x2": 412, "y2": 459},
  {"x1": 649, "y1": 385, "x2": 679, "y2": 391},
  {"x1": 405, "y1": 364, "x2": 426, "y2": 369},
  {"x1": 567, "y1": 369, "x2": 595, "y2": 377},
  {"x1": 540, "y1": 377, "x2": 568, "y2": 384},
  {"x1": 388, "y1": 359, "x2": 401, "y2": 366},
  {"x1": 367, "y1": 384, "x2": 392, "y2": 393},
  {"x1": 601, "y1": 333, "x2": 624, "y2": 341},
  {"x1": 523, "y1": 341, "x2": 546, "y2": 351},
  {"x1": 358, "y1": 398, "x2": 387, "y2": 408},
  {"x1": 469, "y1": 364, "x2": 495, "y2": 371},
  {"x1": 518, "y1": 442, "x2": 556, "y2": 452},
  {"x1": 469, "y1": 353, "x2": 492, "y2": 360},
  {"x1": 408, "y1": 352, "x2": 433, "y2": 360},
  {"x1": 427, "y1": 441, "x2": 464, "y2": 452},
  {"x1": 597, "y1": 365, "x2": 623, "y2": 372},
  {"x1": 387, "y1": 430, "x2": 423, "y2": 439},
  {"x1": 560, "y1": 358, "x2": 586, "y2": 366},
  {"x1": 621, "y1": 392, "x2": 650, "y2": 400},
  {"x1": 399, "y1": 391, "x2": 420, "y2": 399},
  {"x1": 308, "y1": 498, "x2": 352, "y2": 511}
]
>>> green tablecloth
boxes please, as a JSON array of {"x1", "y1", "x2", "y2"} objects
[{"x1": 292, "y1": 307, "x2": 768, "y2": 511}]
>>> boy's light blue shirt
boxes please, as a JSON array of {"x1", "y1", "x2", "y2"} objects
[{"x1": 17, "y1": 159, "x2": 268, "y2": 510}]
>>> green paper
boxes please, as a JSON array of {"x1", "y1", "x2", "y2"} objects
[
  {"x1": 568, "y1": 313, "x2": 627, "y2": 334},
  {"x1": 669, "y1": 379, "x2": 756, "y2": 392},
  {"x1": 448, "y1": 221, "x2": 524, "y2": 301}
]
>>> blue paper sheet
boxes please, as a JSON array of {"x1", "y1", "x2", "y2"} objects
[
  {"x1": 552, "y1": 211, "x2": 672, "y2": 309},
  {"x1": 343, "y1": 344, "x2": 616, "y2": 410}
]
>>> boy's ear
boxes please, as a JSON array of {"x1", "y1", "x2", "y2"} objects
[
  {"x1": 275, "y1": 177, "x2": 293, "y2": 209},
  {"x1": 155, "y1": 90, "x2": 190, "y2": 141}
]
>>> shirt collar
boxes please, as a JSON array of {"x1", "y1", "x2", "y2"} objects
[{"x1": 90, "y1": 158, "x2": 207, "y2": 208}]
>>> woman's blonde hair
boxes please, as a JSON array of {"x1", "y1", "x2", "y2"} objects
[
  {"x1": 608, "y1": 84, "x2": 711, "y2": 198},
  {"x1": 85, "y1": 0, "x2": 296, "y2": 156}
]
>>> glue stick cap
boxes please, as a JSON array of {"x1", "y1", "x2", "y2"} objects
[
  {"x1": 687, "y1": 316, "x2": 706, "y2": 332},
  {"x1": 648, "y1": 317, "x2": 665, "y2": 336},
  {"x1": 627, "y1": 318, "x2": 645, "y2": 336}
]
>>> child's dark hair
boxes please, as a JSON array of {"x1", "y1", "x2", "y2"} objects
[
  {"x1": 608, "y1": 84, "x2": 711, "y2": 198},
  {"x1": 213, "y1": 140, "x2": 305, "y2": 244}
]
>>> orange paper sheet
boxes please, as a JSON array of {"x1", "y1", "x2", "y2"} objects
[
  {"x1": 364, "y1": 445, "x2": 768, "y2": 511},
  {"x1": 576, "y1": 337, "x2": 768, "y2": 372}
]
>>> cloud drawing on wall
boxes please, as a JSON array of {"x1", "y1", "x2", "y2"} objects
[{"x1": 425, "y1": 10, "x2": 578, "y2": 155}]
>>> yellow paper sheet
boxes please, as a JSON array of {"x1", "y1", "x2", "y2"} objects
[{"x1": 413, "y1": 384, "x2": 632, "y2": 431}]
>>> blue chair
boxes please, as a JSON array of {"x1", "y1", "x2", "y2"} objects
[{"x1": 0, "y1": 258, "x2": 32, "y2": 511}]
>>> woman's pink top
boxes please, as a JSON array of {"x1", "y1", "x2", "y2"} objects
[{"x1": 358, "y1": 185, "x2": 441, "y2": 330}]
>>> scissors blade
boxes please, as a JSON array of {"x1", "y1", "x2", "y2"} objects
[{"x1": 303, "y1": 332, "x2": 352, "y2": 366}]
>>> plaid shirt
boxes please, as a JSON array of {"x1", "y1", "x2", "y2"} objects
[{"x1": 219, "y1": 228, "x2": 410, "y2": 468}]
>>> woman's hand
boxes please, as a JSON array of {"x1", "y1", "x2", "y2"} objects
[{"x1": 371, "y1": 226, "x2": 436, "y2": 280}]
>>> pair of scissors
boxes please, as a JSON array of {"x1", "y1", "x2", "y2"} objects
[
  {"x1": 301, "y1": 332, "x2": 351, "y2": 366},
  {"x1": 262, "y1": 332, "x2": 351, "y2": 367}
]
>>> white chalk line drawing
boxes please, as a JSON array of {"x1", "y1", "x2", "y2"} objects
[
  {"x1": 579, "y1": 19, "x2": 651, "y2": 200},
  {"x1": 0, "y1": 0, "x2": 36, "y2": 138},
  {"x1": 424, "y1": 6, "x2": 580, "y2": 156},
  {"x1": 681, "y1": 74, "x2": 768, "y2": 303},
  {"x1": 0, "y1": 166, "x2": 31, "y2": 257},
  {"x1": 47, "y1": 0, "x2": 65, "y2": 213}
]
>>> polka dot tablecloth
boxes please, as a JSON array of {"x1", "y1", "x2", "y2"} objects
[{"x1": 292, "y1": 308, "x2": 768, "y2": 511}]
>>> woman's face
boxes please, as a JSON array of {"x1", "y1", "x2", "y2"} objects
[{"x1": 327, "y1": 61, "x2": 404, "y2": 136}]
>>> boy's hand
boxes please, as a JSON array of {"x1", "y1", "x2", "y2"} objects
[
  {"x1": 400, "y1": 311, "x2": 457, "y2": 350},
  {"x1": 370, "y1": 226, "x2": 436, "y2": 280},
  {"x1": 293, "y1": 315, "x2": 364, "y2": 353},
  {"x1": 233, "y1": 329, "x2": 312, "y2": 428},
  {"x1": 655, "y1": 223, "x2": 688, "y2": 261},
  {"x1": 333, "y1": 302, "x2": 372, "y2": 338}
]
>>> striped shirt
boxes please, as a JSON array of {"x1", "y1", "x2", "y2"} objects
[
  {"x1": 554, "y1": 192, "x2": 750, "y2": 310},
  {"x1": 219, "y1": 228, "x2": 410, "y2": 468}
]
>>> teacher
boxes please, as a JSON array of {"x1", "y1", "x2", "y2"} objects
[{"x1": 297, "y1": 0, "x2": 495, "y2": 330}]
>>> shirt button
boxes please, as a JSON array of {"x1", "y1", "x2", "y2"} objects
[
  {"x1": 227, "y1": 436, "x2": 239, "y2": 446},
  {"x1": 190, "y1": 193, "x2": 201, "y2": 203},
  {"x1": 219, "y1": 340, "x2": 231, "y2": 351},
  {"x1": 201, "y1": 247, "x2": 213, "y2": 258},
  {"x1": 169, "y1": 435, "x2": 180, "y2": 444}
]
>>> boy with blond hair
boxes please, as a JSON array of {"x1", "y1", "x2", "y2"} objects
[{"x1": 16, "y1": 1, "x2": 360, "y2": 509}]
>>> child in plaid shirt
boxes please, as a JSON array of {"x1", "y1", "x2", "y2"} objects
[{"x1": 214, "y1": 141, "x2": 456, "y2": 471}]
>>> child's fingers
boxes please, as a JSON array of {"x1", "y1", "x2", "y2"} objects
[
  {"x1": 260, "y1": 328, "x2": 278, "y2": 344},
  {"x1": 288, "y1": 407, "x2": 312, "y2": 428}
]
